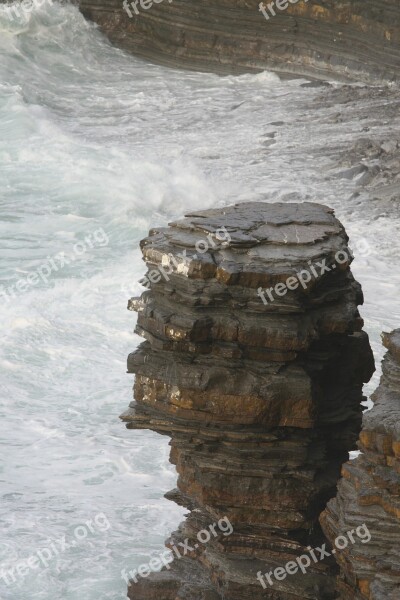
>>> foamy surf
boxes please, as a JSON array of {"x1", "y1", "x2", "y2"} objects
[{"x1": 0, "y1": 2, "x2": 399, "y2": 599}]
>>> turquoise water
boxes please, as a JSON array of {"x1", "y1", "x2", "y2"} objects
[{"x1": 0, "y1": 3, "x2": 399, "y2": 599}]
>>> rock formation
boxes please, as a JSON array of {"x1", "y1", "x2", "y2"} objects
[
  {"x1": 121, "y1": 201, "x2": 374, "y2": 599},
  {"x1": 78, "y1": 0, "x2": 400, "y2": 83},
  {"x1": 321, "y1": 329, "x2": 400, "y2": 600}
]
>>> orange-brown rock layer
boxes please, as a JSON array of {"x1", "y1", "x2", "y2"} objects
[{"x1": 121, "y1": 202, "x2": 374, "y2": 599}]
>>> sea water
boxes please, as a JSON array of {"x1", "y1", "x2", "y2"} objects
[{"x1": 0, "y1": 3, "x2": 399, "y2": 599}]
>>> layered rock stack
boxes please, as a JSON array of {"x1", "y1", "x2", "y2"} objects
[
  {"x1": 121, "y1": 202, "x2": 374, "y2": 599},
  {"x1": 321, "y1": 329, "x2": 400, "y2": 600}
]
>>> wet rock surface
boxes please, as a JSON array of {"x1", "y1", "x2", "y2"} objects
[
  {"x1": 121, "y1": 202, "x2": 374, "y2": 599},
  {"x1": 321, "y1": 329, "x2": 400, "y2": 600}
]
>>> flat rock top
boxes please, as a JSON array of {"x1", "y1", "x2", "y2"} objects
[
  {"x1": 169, "y1": 202, "x2": 340, "y2": 243},
  {"x1": 163, "y1": 202, "x2": 342, "y2": 247},
  {"x1": 140, "y1": 202, "x2": 350, "y2": 285}
]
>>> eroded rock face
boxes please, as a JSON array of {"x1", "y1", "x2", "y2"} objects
[
  {"x1": 321, "y1": 329, "x2": 400, "y2": 600},
  {"x1": 78, "y1": 0, "x2": 400, "y2": 83},
  {"x1": 121, "y1": 202, "x2": 374, "y2": 599}
]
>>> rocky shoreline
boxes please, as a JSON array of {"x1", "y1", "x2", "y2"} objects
[{"x1": 78, "y1": 0, "x2": 400, "y2": 83}]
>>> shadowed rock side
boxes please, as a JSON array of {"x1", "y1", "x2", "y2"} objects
[
  {"x1": 120, "y1": 202, "x2": 374, "y2": 600},
  {"x1": 321, "y1": 329, "x2": 400, "y2": 600},
  {"x1": 78, "y1": 0, "x2": 400, "y2": 83}
]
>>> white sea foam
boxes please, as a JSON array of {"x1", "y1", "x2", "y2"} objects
[{"x1": 0, "y1": 2, "x2": 399, "y2": 599}]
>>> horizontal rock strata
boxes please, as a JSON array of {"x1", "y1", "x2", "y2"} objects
[
  {"x1": 121, "y1": 201, "x2": 374, "y2": 599},
  {"x1": 78, "y1": 0, "x2": 400, "y2": 83},
  {"x1": 321, "y1": 329, "x2": 400, "y2": 600}
]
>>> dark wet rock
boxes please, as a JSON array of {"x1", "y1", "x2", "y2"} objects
[
  {"x1": 321, "y1": 329, "x2": 400, "y2": 600},
  {"x1": 121, "y1": 202, "x2": 374, "y2": 599}
]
